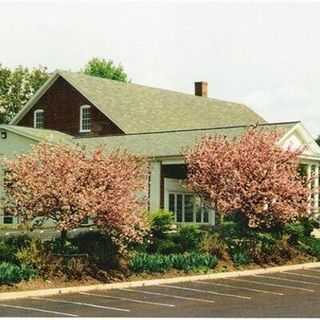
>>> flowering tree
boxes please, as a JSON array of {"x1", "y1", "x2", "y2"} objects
[
  {"x1": 185, "y1": 128, "x2": 312, "y2": 229},
  {"x1": 3, "y1": 143, "x2": 148, "y2": 248}
]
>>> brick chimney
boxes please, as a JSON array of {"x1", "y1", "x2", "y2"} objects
[{"x1": 194, "y1": 81, "x2": 208, "y2": 97}]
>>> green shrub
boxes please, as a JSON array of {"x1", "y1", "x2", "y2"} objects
[
  {"x1": 154, "y1": 238, "x2": 183, "y2": 255},
  {"x1": 129, "y1": 253, "x2": 172, "y2": 273},
  {"x1": 285, "y1": 218, "x2": 318, "y2": 245},
  {"x1": 176, "y1": 224, "x2": 202, "y2": 252},
  {"x1": 0, "y1": 234, "x2": 32, "y2": 265},
  {"x1": 69, "y1": 231, "x2": 118, "y2": 269},
  {"x1": 0, "y1": 241, "x2": 18, "y2": 264},
  {"x1": 16, "y1": 238, "x2": 52, "y2": 276},
  {"x1": 129, "y1": 252, "x2": 218, "y2": 273},
  {"x1": 2, "y1": 234, "x2": 31, "y2": 249},
  {"x1": 149, "y1": 210, "x2": 174, "y2": 239},
  {"x1": 232, "y1": 251, "x2": 251, "y2": 266},
  {"x1": 0, "y1": 262, "x2": 36, "y2": 284},
  {"x1": 299, "y1": 238, "x2": 320, "y2": 258}
]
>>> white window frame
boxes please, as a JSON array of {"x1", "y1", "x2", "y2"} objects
[
  {"x1": 33, "y1": 109, "x2": 44, "y2": 129},
  {"x1": 80, "y1": 105, "x2": 91, "y2": 133},
  {"x1": 164, "y1": 178, "x2": 215, "y2": 225}
]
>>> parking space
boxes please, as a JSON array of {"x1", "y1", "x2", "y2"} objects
[{"x1": 2, "y1": 267, "x2": 320, "y2": 317}]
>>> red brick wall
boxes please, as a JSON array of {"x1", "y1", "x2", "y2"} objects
[{"x1": 18, "y1": 76, "x2": 124, "y2": 137}]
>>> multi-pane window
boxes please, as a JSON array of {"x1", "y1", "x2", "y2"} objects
[
  {"x1": 168, "y1": 192, "x2": 210, "y2": 224},
  {"x1": 3, "y1": 215, "x2": 13, "y2": 224},
  {"x1": 80, "y1": 105, "x2": 91, "y2": 132},
  {"x1": 33, "y1": 109, "x2": 44, "y2": 129}
]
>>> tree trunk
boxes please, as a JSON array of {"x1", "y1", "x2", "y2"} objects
[{"x1": 60, "y1": 229, "x2": 68, "y2": 253}]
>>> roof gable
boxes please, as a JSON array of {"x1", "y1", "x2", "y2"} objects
[
  {"x1": 278, "y1": 122, "x2": 320, "y2": 159},
  {"x1": 11, "y1": 71, "x2": 266, "y2": 134}
]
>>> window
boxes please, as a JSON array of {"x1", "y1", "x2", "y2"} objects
[
  {"x1": 33, "y1": 109, "x2": 44, "y2": 128},
  {"x1": 168, "y1": 192, "x2": 211, "y2": 224},
  {"x1": 3, "y1": 215, "x2": 13, "y2": 224},
  {"x1": 80, "y1": 105, "x2": 91, "y2": 133}
]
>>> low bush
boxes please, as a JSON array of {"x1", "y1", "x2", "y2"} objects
[
  {"x1": 285, "y1": 218, "x2": 319, "y2": 245},
  {"x1": 231, "y1": 250, "x2": 251, "y2": 266},
  {"x1": 69, "y1": 230, "x2": 118, "y2": 269},
  {"x1": 149, "y1": 210, "x2": 174, "y2": 239},
  {"x1": 153, "y1": 238, "x2": 183, "y2": 255},
  {"x1": 129, "y1": 252, "x2": 218, "y2": 273},
  {"x1": 16, "y1": 238, "x2": 53, "y2": 277},
  {"x1": 0, "y1": 262, "x2": 36, "y2": 284},
  {"x1": 175, "y1": 225, "x2": 202, "y2": 252},
  {"x1": 0, "y1": 241, "x2": 18, "y2": 264},
  {"x1": 0, "y1": 234, "x2": 32, "y2": 265},
  {"x1": 298, "y1": 238, "x2": 320, "y2": 258}
]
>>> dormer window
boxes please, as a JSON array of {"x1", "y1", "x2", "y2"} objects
[
  {"x1": 80, "y1": 105, "x2": 91, "y2": 133},
  {"x1": 33, "y1": 109, "x2": 44, "y2": 129}
]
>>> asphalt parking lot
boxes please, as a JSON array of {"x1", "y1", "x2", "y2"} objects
[{"x1": 1, "y1": 267, "x2": 320, "y2": 317}]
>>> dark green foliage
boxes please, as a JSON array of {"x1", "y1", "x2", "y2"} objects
[
  {"x1": 153, "y1": 239, "x2": 183, "y2": 255},
  {"x1": 69, "y1": 230, "x2": 118, "y2": 269},
  {"x1": 149, "y1": 210, "x2": 174, "y2": 239},
  {"x1": 298, "y1": 238, "x2": 320, "y2": 258},
  {"x1": 231, "y1": 250, "x2": 251, "y2": 266},
  {"x1": 0, "y1": 234, "x2": 31, "y2": 264},
  {"x1": 2, "y1": 234, "x2": 31, "y2": 249},
  {"x1": 129, "y1": 252, "x2": 217, "y2": 273},
  {"x1": 0, "y1": 262, "x2": 36, "y2": 284},
  {"x1": 0, "y1": 241, "x2": 18, "y2": 264},
  {"x1": 175, "y1": 225, "x2": 202, "y2": 252},
  {"x1": 285, "y1": 218, "x2": 319, "y2": 245}
]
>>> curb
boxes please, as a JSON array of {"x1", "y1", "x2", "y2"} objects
[{"x1": 1, "y1": 261, "x2": 320, "y2": 301}]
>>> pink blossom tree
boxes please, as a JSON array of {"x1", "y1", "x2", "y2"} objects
[
  {"x1": 185, "y1": 128, "x2": 312, "y2": 229},
  {"x1": 3, "y1": 143, "x2": 149, "y2": 249}
]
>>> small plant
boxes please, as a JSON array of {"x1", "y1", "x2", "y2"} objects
[
  {"x1": 129, "y1": 252, "x2": 218, "y2": 273},
  {"x1": 175, "y1": 224, "x2": 202, "y2": 252},
  {"x1": 149, "y1": 210, "x2": 174, "y2": 239},
  {"x1": 0, "y1": 262, "x2": 36, "y2": 284},
  {"x1": 231, "y1": 250, "x2": 251, "y2": 266},
  {"x1": 154, "y1": 239, "x2": 183, "y2": 255}
]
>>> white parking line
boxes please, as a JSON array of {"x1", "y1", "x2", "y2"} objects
[
  {"x1": 196, "y1": 280, "x2": 284, "y2": 296},
  {"x1": 304, "y1": 268, "x2": 320, "y2": 273},
  {"x1": 0, "y1": 303, "x2": 78, "y2": 317},
  {"x1": 282, "y1": 271, "x2": 320, "y2": 280},
  {"x1": 159, "y1": 284, "x2": 251, "y2": 300},
  {"x1": 119, "y1": 288, "x2": 215, "y2": 304},
  {"x1": 79, "y1": 291, "x2": 175, "y2": 307},
  {"x1": 230, "y1": 278, "x2": 314, "y2": 292},
  {"x1": 255, "y1": 274, "x2": 320, "y2": 286},
  {"x1": 31, "y1": 297, "x2": 130, "y2": 313},
  {"x1": 304, "y1": 269, "x2": 320, "y2": 272}
]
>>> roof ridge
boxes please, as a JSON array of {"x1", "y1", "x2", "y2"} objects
[{"x1": 59, "y1": 70, "x2": 251, "y2": 107}]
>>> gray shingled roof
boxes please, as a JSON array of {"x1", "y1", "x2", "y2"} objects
[
  {"x1": 58, "y1": 71, "x2": 266, "y2": 134},
  {"x1": 78, "y1": 122, "x2": 298, "y2": 158},
  {"x1": 0, "y1": 125, "x2": 74, "y2": 144}
]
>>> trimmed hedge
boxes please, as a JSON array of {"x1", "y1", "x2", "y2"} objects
[{"x1": 129, "y1": 252, "x2": 218, "y2": 273}]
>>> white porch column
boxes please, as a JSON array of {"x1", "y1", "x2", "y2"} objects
[
  {"x1": 314, "y1": 165, "x2": 319, "y2": 213},
  {"x1": 0, "y1": 163, "x2": 4, "y2": 224},
  {"x1": 307, "y1": 164, "x2": 312, "y2": 214},
  {"x1": 149, "y1": 161, "x2": 161, "y2": 212}
]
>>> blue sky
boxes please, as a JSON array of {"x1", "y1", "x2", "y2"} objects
[{"x1": 1, "y1": 1, "x2": 319, "y2": 136}]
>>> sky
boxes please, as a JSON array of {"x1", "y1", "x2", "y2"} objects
[{"x1": 0, "y1": 0, "x2": 320, "y2": 136}]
